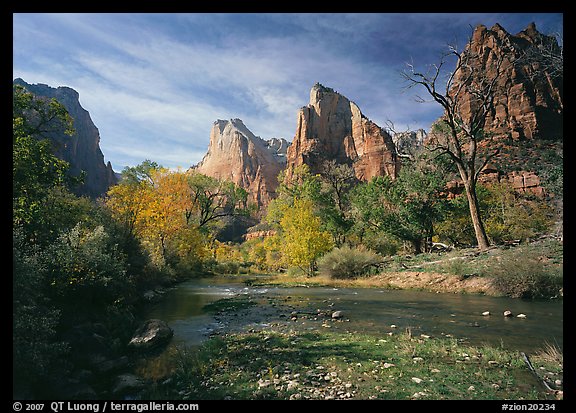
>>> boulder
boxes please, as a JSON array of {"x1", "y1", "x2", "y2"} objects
[
  {"x1": 331, "y1": 311, "x2": 344, "y2": 319},
  {"x1": 128, "y1": 319, "x2": 173, "y2": 351},
  {"x1": 112, "y1": 373, "x2": 145, "y2": 396}
]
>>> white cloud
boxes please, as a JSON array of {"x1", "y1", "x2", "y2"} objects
[{"x1": 14, "y1": 13, "x2": 561, "y2": 171}]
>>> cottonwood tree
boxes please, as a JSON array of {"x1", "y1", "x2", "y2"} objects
[{"x1": 402, "y1": 34, "x2": 507, "y2": 250}]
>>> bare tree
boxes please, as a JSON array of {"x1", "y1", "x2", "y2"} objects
[{"x1": 401, "y1": 35, "x2": 506, "y2": 250}]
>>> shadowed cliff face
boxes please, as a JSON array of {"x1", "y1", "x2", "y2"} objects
[
  {"x1": 195, "y1": 118, "x2": 289, "y2": 209},
  {"x1": 285, "y1": 83, "x2": 399, "y2": 182},
  {"x1": 452, "y1": 23, "x2": 563, "y2": 141},
  {"x1": 14, "y1": 78, "x2": 117, "y2": 198}
]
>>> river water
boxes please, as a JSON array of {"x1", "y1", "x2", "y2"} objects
[{"x1": 145, "y1": 276, "x2": 563, "y2": 354}]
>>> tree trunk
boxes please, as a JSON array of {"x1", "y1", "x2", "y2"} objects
[
  {"x1": 464, "y1": 180, "x2": 490, "y2": 250},
  {"x1": 412, "y1": 238, "x2": 423, "y2": 254}
]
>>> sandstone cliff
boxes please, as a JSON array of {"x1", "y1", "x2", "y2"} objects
[
  {"x1": 452, "y1": 23, "x2": 563, "y2": 141},
  {"x1": 14, "y1": 78, "x2": 117, "y2": 198},
  {"x1": 195, "y1": 119, "x2": 288, "y2": 209},
  {"x1": 393, "y1": 129, "x2": 427, "y2": 159},
  {"x1": 285, "y1": 83, "x2": 399, "y2": 182}
]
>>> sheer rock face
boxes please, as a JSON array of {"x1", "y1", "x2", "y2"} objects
[
  {"x1": 393, "y1": 129, "x2": 427, "y2": 158},
  {"x1": 453, "y1": 23, "x2": 563, "y2": 141},
  {"x1": 285, "y1": 83, "x2": 399, "y2": 181},
  {"x1": 195, "y1": 119, "x2": 288, "y2": 209},
  {"x1": 13, "y1": 78, "x2": 117, "y2": 198}
]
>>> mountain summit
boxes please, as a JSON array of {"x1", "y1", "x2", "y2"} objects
[
  {"x1": 13, "y1": 78, "x2": 117, "y2": 198},
  {"x1": 195, "y1": 118, "x2": 288, "y2": 209},
  {"x1": 285, "y1": 83, "x2": 400, "y2": 181}
]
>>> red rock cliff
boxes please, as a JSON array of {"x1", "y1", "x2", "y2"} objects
[
  {"x1": 285, "y1": 83, "x2": 399, "y2": 181},
  {"x1": 195, "y1": 119, "x2": 288, "y2": 209},
  {"x1": 452, "y1": 23, "x2": 563, "y2": 141}
]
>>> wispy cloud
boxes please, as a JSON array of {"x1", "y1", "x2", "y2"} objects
[{"x1": 13, "y1": 12, "x2": 562, "y2": 171}]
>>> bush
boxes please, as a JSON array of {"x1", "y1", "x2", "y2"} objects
[
  {"x1": 489, "y1": 254, "x2": 563, "y2": 299},
  {"x1": 45, "y1": 223, "x2": 130, "y2": 311},
  {"x1": 318, "y1": 246, "x2": 381, "y2": 279}
]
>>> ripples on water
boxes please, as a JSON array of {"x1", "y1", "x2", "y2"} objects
[{"x1": 146, "y1": 277, "x2": 563, "y2": 353}]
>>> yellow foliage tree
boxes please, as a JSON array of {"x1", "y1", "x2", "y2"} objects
[{"x1": 280, "y1": 198, "x2": 333, "y2": 276}]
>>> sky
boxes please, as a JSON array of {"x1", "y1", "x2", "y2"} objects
[{"x1": 13, "y1": 13, "x2": 563, "y2": 172}]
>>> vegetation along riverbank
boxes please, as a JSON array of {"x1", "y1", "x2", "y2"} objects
[
  {"x1": 14, "y1": 17, "x2": 563, "y2": 401},
  {"x1": 141, "y1": 310, "x2": 563, "y2": 400},
  {"x1": 241, "y1": 238, "x2": 563, "y2": 299}
]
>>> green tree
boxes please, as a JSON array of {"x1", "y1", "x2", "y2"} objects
[
  {"x1": 316, "y1": 160, "x2": 357, "y2": 246},
  {"x1": 185, "y1": 171, "x2": 248, "y2": 229},
  {"x1": 13, "y1": 85, "x2": 76, "y2": 242},
  {"x1": 402, "y1": 32, "x2": 509, "y2": 250},
  {"x1": 351, "y1": 156, "x2": 447, "y2": 254}
]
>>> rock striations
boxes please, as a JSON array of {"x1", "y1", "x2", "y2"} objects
[
  {"x1": 195, "y1": 118, "x2": 289, "y2": 209},
  {"x1": 451, "y1": 23, "x2": 563, "y2": 141},
  {"x1": 285, "y1": 83, "x2": 399, "y2": 182},
  {"x1": 14, "y1": 78, "x2": 117, "y2": 198}
]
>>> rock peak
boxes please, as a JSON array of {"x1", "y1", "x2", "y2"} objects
[
  {"x1": 453, "y1": 22, "x2": 563, "y2": 140},
  {"x1": 196, "y1": 118, "x2": 289, "y2": 209},
  {"x1": 13, "y1": 78, "x2": 117, "y2": 198},
  {"x1": 286, "y1": 84, "x2": 399, "y2": 182}
]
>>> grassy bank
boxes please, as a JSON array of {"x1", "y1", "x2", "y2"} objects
[
  {"x1": 253, "y1": 239, "x2": 563, "y2": 298},
  {"x1": 142, "y1": 328, "x2": 562, "y2": 400}
]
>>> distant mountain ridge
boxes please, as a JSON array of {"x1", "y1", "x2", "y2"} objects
[{"x1": 14, "y1": 78, "x2": 117, "y2": 198}]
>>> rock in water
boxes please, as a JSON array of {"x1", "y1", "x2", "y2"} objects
[
  {"x1": 503, "y1": 310, "x2": 513, "y2": 317},
  {"x1": 128, "y1": 319, "x2": 173, "y2": 350},
  {"x1": 331, "y1": 311, "x2": 344, "y2": 319},
  {"x1": 112, "y1": 373, "x2": 145, "y2": 396}
]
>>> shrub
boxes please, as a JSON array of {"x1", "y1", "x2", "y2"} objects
[
  {"x1": 318, "y1": 246, "x2": 381, "y2": 279},
  {"x1": 489, "y1": 254, "x2": 562, "y2": 299}
]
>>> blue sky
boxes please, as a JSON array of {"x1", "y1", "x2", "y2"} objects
[{"x1": 13, "y1": 13, "x2": 563, "y2": 172}]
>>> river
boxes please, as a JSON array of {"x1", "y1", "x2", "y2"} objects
[{"x1": 145, "y1": 276, "x2": 563, "y2": 354}]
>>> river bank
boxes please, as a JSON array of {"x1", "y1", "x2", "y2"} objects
[
  {"x1": 140, "y1": 293, "x2": 563, "y2": 400},
  {"x1": 249, "y1": 238, "x2": 563, "y2": 298},
  {"x1": 132, "y1": 276, "x2": 563, "y2": 400}
]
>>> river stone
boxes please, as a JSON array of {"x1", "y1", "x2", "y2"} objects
[
  {"x1": 112, "y1": 373, "x2": 145, "y2": 396},
  {"x1": 331, "y1": 311, "x2": 344, "y2": 319},
  {"x1": 482, "y1": 311, "x2": 490, "y2": 316},
  {"x1": 128, "y1": 319, "x2": 173, "y2": 350},
  {"x1": 516, "y1": 313, "x2": 527, "y2": 318},
  {"x1": 503, "y1": 310, "x2": 513, "y2": 317}
]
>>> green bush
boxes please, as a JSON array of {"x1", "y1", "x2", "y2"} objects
[
  {"x1": 13, "y1": 229, "x2": 69, "y2": 397},
  {"x1": 45, "y1": 223, "x2": 130, "y2": 311},
  {"x1": 318, "y1": 246, "x2": 381, "y2": 279},
  {"x1": 489, "y1": 254, "x2": 562, "y2": 299}
]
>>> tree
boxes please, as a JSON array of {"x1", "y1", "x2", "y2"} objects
[
  {"x1": 266, "y1": 164, "x2": 321, "y2": 228},
  {"x1": 317, "y1": 160, "x2": 357, "y2": 246},
  {"x1": 185, "y1": 171, "x2": 248, "y2": 229},
  {"x1": 350, "y1": 159, "x2": 446, "y2": 254},
  {"x1": 279, "y1": 198, "x2": 333, "y2": 276},
  {"x1": 13, "y1": 84, "x2": 77, "y2": 244},
  {"x1": 402, "y1": 34, "x2": 506, "y2": 250}
]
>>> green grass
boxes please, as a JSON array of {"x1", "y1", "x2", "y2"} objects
[{"x1": 142, "y1": 329, "x2": 561, "y2": 400}]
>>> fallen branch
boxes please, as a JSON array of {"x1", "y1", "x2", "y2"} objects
[{"x1": 520, "y1": 352, "x2": 556, "y2": 393}]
